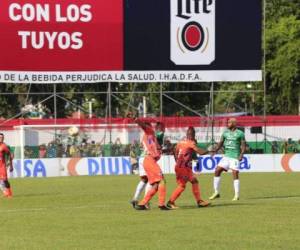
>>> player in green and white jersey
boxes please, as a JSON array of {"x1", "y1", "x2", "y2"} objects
[{"x1": 209, "y1": 118, "x2": 246, "y2": 201}]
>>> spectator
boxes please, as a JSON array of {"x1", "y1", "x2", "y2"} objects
[
  {"x1": 39, "y1": 144, "x2": 47, "y2": 158},
  {"x1": 245, "y1": 143, "x2": 252, "y2": 154},
  {"x1": 47, "y1": 142, "x2": 57, "y2": 158},
  {"x1": 162, "y1": 138, "x2": 174, "y2": 155},
  {"x1": 296, "y1": 140, "x2": 300, "y2": 153},
  {"x1": 281, "y1": 139, "x2": 295, "y2": 154},
  {"x1": 281, "y1": 140, "x2": 288, "y2": 153},
  {"x1": 112, "y1": 138, "x2": 122, "y2": 156},
  {"x1": 24, "y1": 146, "x2": 34, "y2": 158},
  {"x1": 271, "y1": 141, "x2": 279, "y2": 154},
  {"x1": 129, "y1": 144, "x2": 139, "y2": 174},
  {"x1": 69, "y1": 145, "x2": 80, "y2": 157}
]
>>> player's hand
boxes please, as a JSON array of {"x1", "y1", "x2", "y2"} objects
[
  {"x1": 238, "y1": 155, "x2": 243, "y2": 161},
  {"x1": 209, "y1": 150, "x2": 216, "y2": 157},
  {"x1": 9, "y1": 166, "x2": 14, "y2": 172}
]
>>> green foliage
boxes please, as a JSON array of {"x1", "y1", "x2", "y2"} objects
[
  {"x1": 265, "y1": 9, "x2": 300, "y2": 114},
  {"x1": 214, "y1": 0, "x2": 300, "y2": 115},
  {"x1": 214, "y1": 82, "x2": 263, "y2": 115}
]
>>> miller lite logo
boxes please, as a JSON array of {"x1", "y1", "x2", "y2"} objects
[{"x1": 171, "y1": 0, "x2": 215, "y2": 65}]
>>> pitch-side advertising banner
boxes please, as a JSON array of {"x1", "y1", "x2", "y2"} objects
[
  {"x1": 0, "y1": 0, "x2": 262, "y2": 83},
  {"x1": 9, "y1": 154, "x2": 300, "y2": 178}
]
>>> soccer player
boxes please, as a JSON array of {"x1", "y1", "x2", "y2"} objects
[
  {"x1": 0, "y1": 133, "x2": 14, "y2": 198},
  {"x1": 130, "y1": 122, "x2": 166, "y2": 208},
  {"x1": 209, "y1": 118, "x2": 246, "y2": 201},
  {"x1": 166, "y1": 126, "x2": 211, "y2": 209},
  {"x1": 133, "y1": 118, "x2": 170, "y2": 210}
]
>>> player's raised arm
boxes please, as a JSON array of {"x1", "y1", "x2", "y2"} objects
[
  {"x1": 174, "y1": 143, "x2": 180, "y2": 161},
  {"x1": 134, "y1": 117, "x2": 152, "y2": 132},
  {"x1": 194, "y1": 146, "x2": 209, "y2": 155}
]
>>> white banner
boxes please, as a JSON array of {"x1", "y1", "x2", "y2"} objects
[
  {"x1": 0, "y1": 70, "x2": 262, "y2": 83},
  {"x1": 9, "y1": 154, "x2": 300, "y2": 178}
]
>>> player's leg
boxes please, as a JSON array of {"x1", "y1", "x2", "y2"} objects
[
  {"x1": 135, "y1": 156, "x2": 169, "y2": 210},
  {"x1": 0, "y1": 180, "x2": 5, "y2": 192},
  {"x1": 1, "y1": 180, "x2": 12, "y2": 198},
  {"x1": 143, "y1": 181, "x2": 152, "y2": 209},
  {"x1": 0, "y1": 166, "x2": 12, "y2": 198},
  {"x1": 136, "y1": 181, "x2": 159, "y2": 209},
  {"x1": 209, "y1": 157, "x2": 229, "y2": 200},
  {"x1": 190, "y1": 177, "x2": 210, "y2": 207},
  {"x1": 228, "y1": 158, "x2": 240, "y2": 201},
  {"x1": 167, "y1": 167, "x2": 188, "y2": 209},
  {"x1": 131, "y1": 175, "x2": 148, "y2": 207},
  {"x1": 144, "y1": 182, "x2": 152, "y2": 196},
  {"x1": 158, "y1": 177, "x2": 169, "y2": 209},
  {"x1": 167, "y1": 177, "x2": 186, "y2": 209},
  {"x1": 232, "y1": 169, "x2": 240, "y2": 201}
]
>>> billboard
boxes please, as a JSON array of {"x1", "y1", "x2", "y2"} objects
[
  {"x1": 9, "y1": 154, "x2": 300, "y2": 178},
  {"x1": 0, "y1": 0, "x2": 262, "y2": 83}
]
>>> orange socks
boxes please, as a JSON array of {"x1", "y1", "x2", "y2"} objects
[
  {"x1": 192, "y1": 183, "x2": 201, "y2": 202},
  {"x1": 169, "y1": 185, "x2": 185, "y2": 203},
  {"x1": 158, "y1": 182, "x2": 167, "y2": 206},
  {"x1": 139, "y1": 187, "x2": 157, "y2": 205},
  {"x1": 3, "y1": 188, "x2": 13, "y2": 198}
]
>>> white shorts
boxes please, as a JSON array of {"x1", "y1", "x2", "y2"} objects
[
  {"x1": 218, "y1": 156, "x2": 239, "y2": 171},
  {"x1": 138, "y1": 157, "x2": 146, "y2": 177},
  {"x1": 138, "y1": 157, "x2": 163, "y2": 177}
]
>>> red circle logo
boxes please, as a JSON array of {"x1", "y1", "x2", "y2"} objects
[{"x1": 181, "y1": 21, "x2": 205, "y2": 51}]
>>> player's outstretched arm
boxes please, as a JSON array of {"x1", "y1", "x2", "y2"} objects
[
  {"x1": 239, "y1": 139, "x2": 246, "y2": 161},
  {"x1": 213, "y1": 138, "x2": 224, "y2": 154},
  {"x1": 134, "y1": 117, "x2": 148, "y2": 131}
]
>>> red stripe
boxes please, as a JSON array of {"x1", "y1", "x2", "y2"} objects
[{"x1": 1, "y1": 115, "x2": 300, "y2": 130}]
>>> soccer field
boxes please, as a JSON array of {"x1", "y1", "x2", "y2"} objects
[{"x1": 1, "y1": 173, "x2": 300, "y2": 250}]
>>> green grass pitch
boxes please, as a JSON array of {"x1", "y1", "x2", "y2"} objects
[{"x1": 1, "y1": 173, "x2": 300, "y2": 250}]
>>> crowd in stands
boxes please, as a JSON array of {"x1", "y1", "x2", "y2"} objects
[
  {"x1": 271, "y1": 138, "x2": 300, "y2": 154},
  {"x1": 22, "y1": 137, "x2": 300, "y2": 159}
]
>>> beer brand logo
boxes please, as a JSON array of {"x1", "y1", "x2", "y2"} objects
[
  {"x1": 171, "y1": 0, "x2": 215, "y2": 65},
  {"x1": 181, "y1": 21, "x2": 204, "y2": 51}
]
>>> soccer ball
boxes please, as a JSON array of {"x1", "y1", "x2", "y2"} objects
[{"x1": 68, "y1": 126, "x2": 79, "y2": 136}]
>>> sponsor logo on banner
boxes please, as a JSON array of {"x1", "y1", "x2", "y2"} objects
[
  {"x1": 13, "y1": 159, "x2": 47, "y2": 177},
  {"x1": 171, "y1": 0, "x2": 215, "y2": 65},
  {"x1": 67, "y1": 157, "x2": 132, "y2": 176},
  {"x1": 194, "y1": 155, "x2": 251, "y2": 172},
  {"x1": 281, "y1": 154, "x2": 299, "y2": 172}
]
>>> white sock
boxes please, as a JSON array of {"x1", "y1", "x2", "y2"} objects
[
  {"x1": 144, "y1": 182, "x2": 152, "y2": 197},
  {"x1": 213, "y1": 176, "x2": 221, "y2": 193},
  {"x1": 233, "y1": 179, "x2": 240, "y2": 197},
  {"x1": 133, "y1": 180, "x2": 146, "y2": 201},
  {"x1": 0, "y1": 181, "x2": 5, "y2": 192}
]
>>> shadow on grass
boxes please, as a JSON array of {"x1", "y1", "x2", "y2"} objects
[
  {"x1": 178, "y1": 202, "x2": 253, "y2": 209},
  {"x1": 248, "y1": 195, "x2": 300, "y2": 200}
]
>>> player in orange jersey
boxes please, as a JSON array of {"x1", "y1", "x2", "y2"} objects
[
  {"x1": 0, "y1": 133, "x2": 14, "y2": 198},
  {"x1": 133, "y1": 118, "x2": 170, "y2": 210},
  {"x1": 130, "y1": 121, "x2": 165, "y2": 208},
  {"x1": 166, "y1": 127, "x2": 211, "y2": 209}
]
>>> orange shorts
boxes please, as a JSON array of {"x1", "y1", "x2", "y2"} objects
[
  {"x1": 143, "y1": 156, "x2": 163, "y2": 185},
  {"x1": 0, "y1": 164, "x2": 8, "y2": 181},
  {"x1": 175, "y1": 166, "x2": 195, "y2": 185}
]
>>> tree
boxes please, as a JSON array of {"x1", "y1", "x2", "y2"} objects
[{"x1": 265, "y1": 2, "x2": 300, "y2": 114}]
